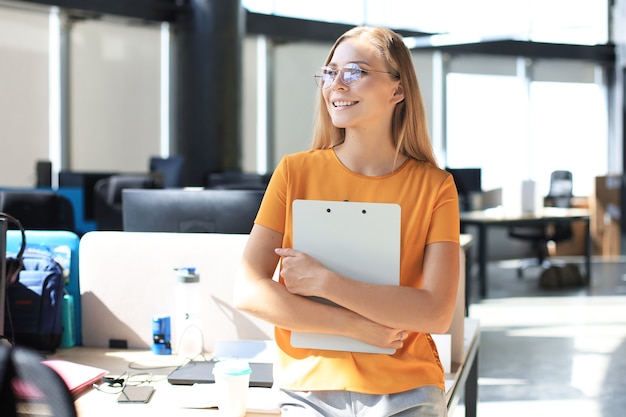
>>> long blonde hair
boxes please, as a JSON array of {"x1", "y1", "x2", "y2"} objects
[{"x1": 310, "y1": 26, "x2": 438, "y2": 166}]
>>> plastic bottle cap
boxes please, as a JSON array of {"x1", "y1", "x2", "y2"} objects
[{"x1": 175, "y1": 267, "x2": 200, "y2": 283}]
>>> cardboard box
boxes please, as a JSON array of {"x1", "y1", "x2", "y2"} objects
[
  {"x1": 550, "y1": 196, "x2": 588, "y2": 257},
  {"x1": 553, "y1": 219, "x2": 588, "y2": 256},
  {"x1": 590, "y1": 175, "x2": 622, "y2": 257}
]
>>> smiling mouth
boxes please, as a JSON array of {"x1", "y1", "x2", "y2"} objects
[{"x1": 333, "y1": 100, "x2": 357, "y2": 108}]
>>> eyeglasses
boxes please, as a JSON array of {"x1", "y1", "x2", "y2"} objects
[{"x1": 313, "y1": 63, "x2": 396, "y2": 89}]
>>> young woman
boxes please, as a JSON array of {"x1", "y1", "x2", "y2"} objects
[{"x1": 235, "y1": 26, "x2": 460, "y2": 417}]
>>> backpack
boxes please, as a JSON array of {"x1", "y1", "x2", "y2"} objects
[
  {"x1": 0, "y1": 343, "x2": 77, "y2": 417},
  {"x1": 4, "y1": 248, "x2": 65, "y2": 352},
  {"x1": 539, "y1": 263, "x2": 586, "y2": 289}
]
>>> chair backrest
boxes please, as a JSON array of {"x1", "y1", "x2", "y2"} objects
[
  {"x1": 546, "y1": 170, "x2": 573, "y2": 208},
  {"x1": 0, "y1": 345, "x2": 77, "y2": 417},
  {"x1": 93, "y1": 174, "x2": 163, "y2": 230},
  {"x1": 206, "y1": 171, "x2": 272, "y2": 189},
  {"x1": 149, "y1": 156, "x2": 185, "y2": 188}
]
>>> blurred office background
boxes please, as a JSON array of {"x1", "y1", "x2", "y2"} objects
[
  {"x1": 1, "y1": 2, "x2": 625, "y2": 416},
  {"x1": 0, "y1": 0, "x2": 617, "y2": 193},
  {"x1": 2, "y1": 0, "x2": 620, "y2": 257}
]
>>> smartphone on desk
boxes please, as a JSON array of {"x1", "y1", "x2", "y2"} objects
[{"x1": 117, "y1": 386, "x2": 155, "y2": 404}]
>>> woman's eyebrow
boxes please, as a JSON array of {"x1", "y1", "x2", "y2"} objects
[{"x1": 327, "y1": 60, "x2": 372, "y2": 68}]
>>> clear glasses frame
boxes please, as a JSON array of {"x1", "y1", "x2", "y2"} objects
[{"x1": 313, "y1": 63, "x2": 395, "y2": 89}]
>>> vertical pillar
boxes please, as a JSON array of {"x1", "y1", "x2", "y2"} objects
[
  {"x1": 49, "y1": 7, "x2": 72, "y2": 188},
  {"x1": 171, "y1": 0, "x2": 244, "y2": 186}
]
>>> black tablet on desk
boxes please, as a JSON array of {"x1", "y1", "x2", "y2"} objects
[{"x1": 167, "y1": 361, "x2": 273, "y2": 388}]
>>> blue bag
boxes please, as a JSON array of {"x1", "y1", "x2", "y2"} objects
[{"x1": 4, "y1": 248, "x2": 65, "y2": 352}]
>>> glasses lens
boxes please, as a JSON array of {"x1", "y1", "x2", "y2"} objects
[
  {"x1": 342, "y1": 64, "x2": 361, "y2": 86},
  {"x1": 315, "y1": 65, "x2": 362, "y2": 88},
  {"x1": 314, "y1": 67, "x2": 332, "y2": 88},
  {"x1": 322, "y1": 67, "x2": 336, "y2": 88}
]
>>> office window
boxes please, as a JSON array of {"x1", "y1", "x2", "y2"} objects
[
  {"x1": 446, "y1": 73, "x2": 528, "y2": 193},
  {"x1": 529, "y1": 81, "x2": 607, "y2": 197},
  {"x1": 242, "y1": 0, "x2": 608, "y2": 45},
  {"x1": 446, "y1": 69, "x2": 607, "y2": 202}
]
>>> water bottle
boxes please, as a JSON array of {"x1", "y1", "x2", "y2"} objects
[{"x1": 174, "y1": 267, "x2": 203, "y2": 359}]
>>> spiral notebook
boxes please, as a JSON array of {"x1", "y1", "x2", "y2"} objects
[{"x1": 290, "y1": 199, "x2": 401, "y2": 354}]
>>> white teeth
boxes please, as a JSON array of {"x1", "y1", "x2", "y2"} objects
[{"x1": 334, "y1": 101, "x2": 356, "y2": 107}]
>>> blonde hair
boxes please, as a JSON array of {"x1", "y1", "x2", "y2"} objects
[{"x1": 310, "y1": 26, "x2": 438, "y2": 166}]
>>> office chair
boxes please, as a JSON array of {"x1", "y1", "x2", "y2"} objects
[
  {"x1": 508, "y1": 170, "x2": 574, "y2": 278},
  {"x1": 1, "y1": 345, "x2": 78, "y2": 417},
  {"x1": 149, "y1": 155, "x2": 185, "y2": 188},
  {"x1": 93, "y1": 174, "x2": 163, "y2": 230},
  {"x1": 205, "y1": 171, "x2": 272, "y2": 191},
  {"x1": 0, "y1": 190, "x2": 76, "y2": 233}
]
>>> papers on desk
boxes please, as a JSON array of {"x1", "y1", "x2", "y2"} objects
[{"x1": 178, "y1": 385, "x2": 280, "y2": 414}]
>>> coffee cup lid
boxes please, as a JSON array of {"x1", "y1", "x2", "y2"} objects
[{"x1": 212, "y1": 359, "x2": 252, "y2": 377}]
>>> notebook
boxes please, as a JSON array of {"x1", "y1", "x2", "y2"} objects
[
  {"x1": 42, "y1": 359, "x2": 108, "y2": 399},
  {"x1": 290, "y1": 199, "x2": 401, "y2": 354}
]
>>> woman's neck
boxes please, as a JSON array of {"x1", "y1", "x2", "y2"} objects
[{"x1": 333, "y1": 133, "x2": 407, "y2": 177}]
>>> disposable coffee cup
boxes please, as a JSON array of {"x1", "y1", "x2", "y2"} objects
[{"x1": 212, "y1": 359, "x2": 252, "y2": 417}]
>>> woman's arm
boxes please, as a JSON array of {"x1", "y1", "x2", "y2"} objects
[
  {"x1": 234, "y1": 224, "x2": 407, "y2": 349},
  {"x1": 278, "y1": 241, "x2": 460, "y2": 335}
]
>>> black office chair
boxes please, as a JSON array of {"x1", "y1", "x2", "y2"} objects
[
  {"x1": 149, "y1": 155, "x2": 185, "y2": 188},
  {"x1": 0, "y1": 190, "x2": 76, "y2": 233},
  {"x1": 93, "y1": 174, "x2": 163, "y2": 230},
  {"x1": 508, "y1": 170, "x2": 574, "y2": 278},
  {"x1": 205, "y1": 171, "x2": 272, "y2": 190}
]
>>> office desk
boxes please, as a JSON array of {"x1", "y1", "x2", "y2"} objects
[
  {"x1": 460, "y1": 207, "x2": 591, "y2": 298},
  {"x1": 49, "y1": 319, "x2": 480, "y2": 417}
]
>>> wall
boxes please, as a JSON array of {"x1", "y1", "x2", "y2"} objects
[
  {"x1": 0, "y1": 8, "x2": 321, "y2": 183},
  {"x1": 70, "y1": 19, "x2": 161, "y2": 173},
  {"x1": 0, "y1": 6, "x2": 49, "y2": 186}
]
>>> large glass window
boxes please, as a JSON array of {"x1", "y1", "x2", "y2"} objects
[
  {"x1": 446, "y1": 73, "x2": 528, "y2": 192},
  {"x1": 446, "y1": 69, "x2": 608, "y2": 204},
  {"x1": 528, "y1": 81, "x2": 608, "y2": 197},
  {"x1": 243, "y1": 0, "x2": 608, "y2": 46}
]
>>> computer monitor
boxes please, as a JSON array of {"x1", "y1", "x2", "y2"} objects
[
  {"x1": 122, "y1": 189, "x2": 265, "y2": 234},
  {"x1": 445, "y1": 168, "x2": 482, "y2": 211}
]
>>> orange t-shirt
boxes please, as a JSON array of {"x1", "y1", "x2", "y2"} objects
[{"x1": 255, "y1": 148, "x2": 460, "y2": 394}]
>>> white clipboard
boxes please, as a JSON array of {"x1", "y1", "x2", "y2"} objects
[{"x1": 290, "y1": 199, "x2": 401, "y2": 354}]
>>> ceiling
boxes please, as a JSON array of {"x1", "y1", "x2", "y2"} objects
[{"x1": 1, "y1": 0, "x2": 616, "y2": 64}]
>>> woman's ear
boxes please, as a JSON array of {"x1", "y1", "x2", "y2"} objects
[{"x1": 391, "y1": 84, "x2": 405, "y2": 104}]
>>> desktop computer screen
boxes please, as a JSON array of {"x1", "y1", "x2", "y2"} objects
[
  {"x1": 122, "y1": 189, "x2": 265, "y2": 234},
  {"x1": 445, "y1": 167, "x2": 482, "y2": 211}
]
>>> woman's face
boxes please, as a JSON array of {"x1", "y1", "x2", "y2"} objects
[{"x1": 322, "y1": 38, "x2": 403, "y2": 131}]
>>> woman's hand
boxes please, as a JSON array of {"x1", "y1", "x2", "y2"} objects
[
  {"x1": 276, "y1": 247, "x2": 409, "y2": 349},
  {"x1": 275, "y1": 247, "x2": 329, "y2": 298},
  {"x1": 353, "y1": 318, "x2": 409, "y2": 350}
]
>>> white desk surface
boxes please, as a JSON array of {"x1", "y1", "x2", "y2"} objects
[
  {"x1": 460, "y1": 233, "x2": 472, "y2": 249},
  {"x1": 460, "y1": 206, "x2": 590, "y2": 222},
  {"x1": 49, "y1": 319, "x2": 480, "y2": 417}
]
